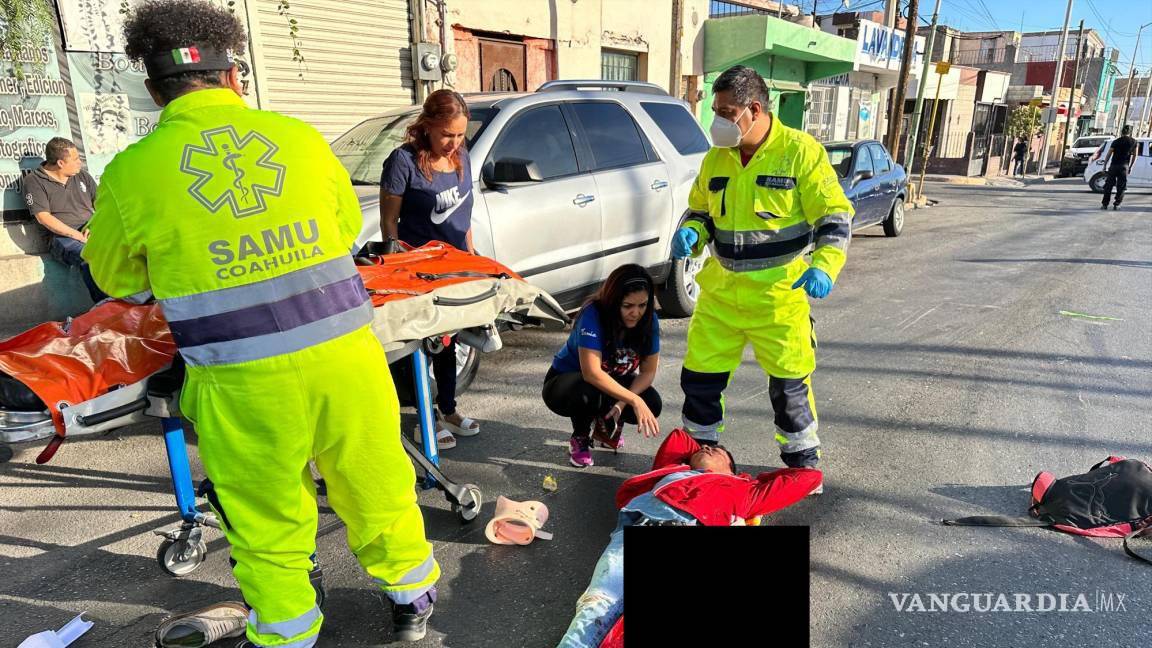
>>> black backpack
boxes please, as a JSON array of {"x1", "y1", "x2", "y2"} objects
[{"x1": 944, "y1": 456, "x2": 1152, "y2": 565}]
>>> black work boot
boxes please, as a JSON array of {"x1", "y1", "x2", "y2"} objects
[{"x1": 392, "y1": 588, "x2": 436, "y2": 642}]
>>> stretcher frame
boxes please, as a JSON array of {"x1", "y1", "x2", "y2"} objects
[{"x1": 0, "y1": 337, "x2": 484, "y2": 577}]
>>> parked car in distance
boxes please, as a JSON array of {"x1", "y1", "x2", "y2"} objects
[
  {"x1": 1059, "y1": 135, "x2": 1112, "y2": 177},
  {"x1": 824, "y1": 140, "x2": 908, "y2": 237},
  {"x1": 1085, "y1": 137, "x2": 1152, "y2": 193},
  {"x1": 330, "y1": 80, "x2": 711, "y2": 318}
]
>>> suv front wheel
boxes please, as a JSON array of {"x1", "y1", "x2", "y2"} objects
[{"x1": 657, "y1": 248, "x2": 709, "y2": 318}]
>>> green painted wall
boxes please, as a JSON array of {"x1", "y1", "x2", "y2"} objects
[{"x1": 699, "y1": 15, "x2": 856, "y2": 133}]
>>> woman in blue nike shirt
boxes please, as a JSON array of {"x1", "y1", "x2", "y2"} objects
[{"x1": 380, "y1": 89, "x2": 479, "y2": 447}]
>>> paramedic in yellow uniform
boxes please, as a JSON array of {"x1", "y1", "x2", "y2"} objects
[
  {"x1": 82, "y1": 2, "x2": 438, "y2": 645},
  {"x1": 672, "y1": 66, "x2": 854, "y2": 473}
]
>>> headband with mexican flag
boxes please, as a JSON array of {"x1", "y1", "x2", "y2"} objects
[{"x1": 143, "y1": 45, "x2": 236, "y2": 79}]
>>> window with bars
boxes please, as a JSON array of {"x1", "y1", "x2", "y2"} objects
[
  {"x1": 601, "y1": 50, "x2": 640, "y2": 82},
  {"x1": 805, "y1": 87, "x2": 834, "y2": 142}
]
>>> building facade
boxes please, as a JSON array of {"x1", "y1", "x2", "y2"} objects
[
  {"x1": 428, "y1": 0, "x2": 711, "y2": 114},
  {"x1": 817, "y1": 12, "x2": 925, "y2": 142}
]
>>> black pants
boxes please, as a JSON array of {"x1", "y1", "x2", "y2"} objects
[
  {"x1": 1102, "y1": 166, "x2": 1128, "y2": 207},
  {"x1": 431, "y1": 337, "x2": 458, "y2": 415},
  {"x1": 542, "y1": 368, "x2": 662, "y2": 438}
]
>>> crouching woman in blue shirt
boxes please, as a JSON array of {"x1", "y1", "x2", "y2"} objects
[{"x1": 543, "y1": 264, "x2": 662, "y2": 468}]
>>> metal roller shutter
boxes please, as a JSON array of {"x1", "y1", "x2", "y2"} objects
[{"x1": 247, "y1": 0, "x2": 414, "y2": 140}]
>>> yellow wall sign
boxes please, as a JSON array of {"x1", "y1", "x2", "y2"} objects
[{"x1": 935, "y1": 61, "x2": 951, "y2": 75}]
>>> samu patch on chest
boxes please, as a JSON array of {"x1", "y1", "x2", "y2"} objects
[{"x1": 756, "y1": 175, "x2": 797, "y2": 190}]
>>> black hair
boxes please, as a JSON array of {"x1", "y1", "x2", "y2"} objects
[
  {"x1": 122, "y1": 0, "x2": 247, "y2": 103},
  {"x1": 581, "y1": 264, "x2": 656, "y2": 364},
  {"x1": 713, "y1": 65, "x2": 770, "y2": 109},
  {"x1": 715, "y1": 444, "x2": 737, "y2": 474},
  {"x1": 44, "y1": 137, "x2": 76, "y2": 165},
  {"x1": 1121, "y1": 124, "x2": 1132, "y2": 136}
]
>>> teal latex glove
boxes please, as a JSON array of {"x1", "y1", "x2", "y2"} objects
[
  {"x1": 792, "y1": 267, "x2": 833, "y2": 299},
  {"x1": 672, "y1": 227, "x2": 699, "y2": 259}
]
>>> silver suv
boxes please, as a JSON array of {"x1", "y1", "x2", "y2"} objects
[{"x1": 332, "y1": 80, "x2": 710, "y2": 317}]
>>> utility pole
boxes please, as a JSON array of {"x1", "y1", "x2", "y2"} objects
[
  {"x1": 885, "y1": 0, "x2": 919, "y2": 162},
  {"x1": 1058, "y1": 20, "x2": 1085, "y2": 162},
  {"x1": 905, "y1": 0, "x2": 941, "y2": 175},
  {"x1": 1119, "y1": 23, "x2": 1151, "y2": 130},
  {"x1": 917, "y1": 62, "x2": 949, "y2": 199},
  {"x1": 1141, "y1": 71, "x2": 1152, "y2": 136},
  {"x1": 1038, "y1": 0, "x2": 1073, "y2": 173},
  {"x1": 1119, "y1": 67, "x2": 1138, "y2": 130}
]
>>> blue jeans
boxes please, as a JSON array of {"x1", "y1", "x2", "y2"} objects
[
  {"x1": 49, "y1": 236, "x2": 106, "y2": 303},
  {"x1": 556, "y1": 518, "x2": 626, "y2": 648}
]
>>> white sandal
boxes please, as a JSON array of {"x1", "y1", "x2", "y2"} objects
[
  {"x1": 440, "y1": 416, "x2": 480, "y2": 437},
  {"x1": 414, "y1": 425, "x2": 457, "y2": 450}
]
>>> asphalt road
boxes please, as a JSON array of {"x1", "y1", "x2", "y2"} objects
[{"x1": 1, "y1": 179, "x2": 1149, "y2": 647}]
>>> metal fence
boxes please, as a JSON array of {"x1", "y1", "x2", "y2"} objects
[
  {"x1": 709, "y1": 0, "x2": 772, "y2": 18},
  {"x1": 951, "y1": 47, "x2": 1012, "y2": 66}
]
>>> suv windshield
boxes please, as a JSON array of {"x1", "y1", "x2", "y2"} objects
[
  {"x1": 1074, "y1": 137, "x2": 1108, "y2": 149},
  {"x1": 331, "y1": 106, "x2": 497, "y2": 185}
]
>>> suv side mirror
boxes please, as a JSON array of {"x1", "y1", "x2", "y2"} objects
[
  {"x1": 852, "y1": 169, "x2": 874, "y2": 186},
  {"x1": 483, "y1": 158, "x2": 543, "y2": 188}
]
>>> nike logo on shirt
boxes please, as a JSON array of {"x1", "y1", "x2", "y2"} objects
[{"x1": 431, "y1": 187, "x2": 471, "y2": 224}]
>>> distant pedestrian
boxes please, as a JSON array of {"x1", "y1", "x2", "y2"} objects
[
  {"x1": 1012, "y1": 136, "x2": 1027, "y2": 177},
  {"x1": 1100, "y1": 125, "x2": 1138, "y2": 210}
]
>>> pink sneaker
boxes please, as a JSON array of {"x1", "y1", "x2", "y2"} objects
[{"x1": 569, "y1": 436, "x2": 594, "y2": 468}]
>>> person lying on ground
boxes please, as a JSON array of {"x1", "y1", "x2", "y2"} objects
[{"x1": 555, "y1": 428, "x2": 822, "y2": 648}]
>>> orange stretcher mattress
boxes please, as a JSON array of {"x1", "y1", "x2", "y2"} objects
[{"x1": 0, "y1": 244, "x2": 564, "y2": 437}]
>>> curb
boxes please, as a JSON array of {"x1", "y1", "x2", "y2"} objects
[{"x1": 920, "y1": 175, "x2": 987, "y2": 186}]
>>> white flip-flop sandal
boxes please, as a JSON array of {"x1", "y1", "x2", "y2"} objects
[
  {"x1": 414, "y1": 425, "x2": 457, "y2": 450},
  {"x1": 440, "y1": 416, "x2": 480, "y2": 437}
]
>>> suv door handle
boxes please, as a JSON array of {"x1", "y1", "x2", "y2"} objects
[
  {"x1": 573, "y1": 194, "x2": 596, "y2": 207},
  {"x1": 650, "y1": 180, "x2": 669, "y2": 191}
]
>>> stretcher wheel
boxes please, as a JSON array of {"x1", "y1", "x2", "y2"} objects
[
  {"x1": 453, "y1": 484, "x2": 482, "y2": 523},
  {"x1": 157, "y1": 538, "x2": 207, "y2": 577}
]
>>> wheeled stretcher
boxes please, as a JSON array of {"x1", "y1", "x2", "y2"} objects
[{"x1": 0, "y1": 244, "x2": 567, "y2": 576}]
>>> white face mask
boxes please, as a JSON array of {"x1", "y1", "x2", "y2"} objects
[{"x1": 709, "y1": 107, "x2": 750, "y2": 148}]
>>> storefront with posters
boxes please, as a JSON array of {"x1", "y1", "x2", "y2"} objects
[
  {"x1": 817, "y1": 15, "x2": 925, "y2": 142},
  {"x1": 1, "y1": 0, "x2": 417, "y2": 324}
]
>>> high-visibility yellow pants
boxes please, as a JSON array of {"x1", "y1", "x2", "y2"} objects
[
  {"x1": 182, "y1": 327, "x2": 439, "y2": 647},
  {"x1": 680, "y1": 258, "x2": 821, "y2": 467}
]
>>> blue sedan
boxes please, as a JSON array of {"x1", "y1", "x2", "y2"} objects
[{"x1": 824, "y1": 139, "x2": 908, "y2": 237}]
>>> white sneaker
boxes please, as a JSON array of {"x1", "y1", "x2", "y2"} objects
[{"x1": 154, "y1": 602, "x2": 248, "y2": 648}]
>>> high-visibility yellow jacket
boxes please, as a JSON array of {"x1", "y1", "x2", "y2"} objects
[
  {"x1": 683, "y1": 117, "x2": 854, "y2": 283},
  {"x1": 83, "y1": 88, "x2": 369, "y2": 367}
]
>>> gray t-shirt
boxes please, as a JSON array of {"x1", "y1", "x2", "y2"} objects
[{"x1": 22, "y1": 166, "x2": 98, "y2": 229}]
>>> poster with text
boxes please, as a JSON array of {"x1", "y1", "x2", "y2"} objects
[
  {"x1": 0, "y1": 36, "x2": 72, "y2": 220},
  {"x1": 67, "y1": 51, "x2": 160, "y2": 178}
]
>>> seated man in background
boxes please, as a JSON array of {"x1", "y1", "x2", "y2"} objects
[
  {"x1": 556, "y1": 429, "x2": 822, "y2": 648},
  {"x1": 22, "y1": 137, "x2": 105, "y2": 302}
]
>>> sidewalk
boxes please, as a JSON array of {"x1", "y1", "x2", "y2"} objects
[{"x1": 918, "y1": 173, "x2": 1059, "y2": 187}]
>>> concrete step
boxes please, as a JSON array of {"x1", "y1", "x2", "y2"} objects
[
  {"x1": 1, "y1": 221, "x2": 49, "y2": 257},
  {"x1": 0, "y1": 252, "x2": 93, "y2": 331}
]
